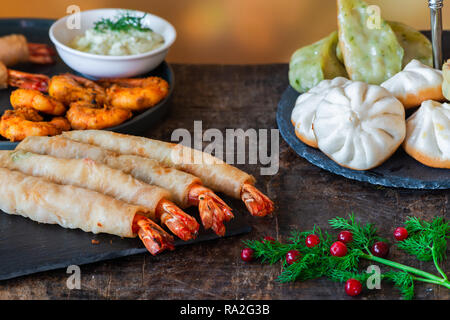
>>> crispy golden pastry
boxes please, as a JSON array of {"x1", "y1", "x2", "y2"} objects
[
  {"x1": 0, "y1": 167, "x2": 174, "y2": 255},
  {"x1": 0, "y1": 108, "x2": 70, "y2": 141},
  {"x1": 0, "y1": 149, "x2": 200, "y2": 241},
  {"x1": 10, "y1": 88, "x2": 66, "y2": 116},
  {"x1": 17, "y1": 136, "x2": 234, "y2": 236},
  {"x1": 2, "y1": 148, "x2": 199, "y2": 241},
  {"x1": 63, "y1": 130, "x2": 274, "y2": 217}
]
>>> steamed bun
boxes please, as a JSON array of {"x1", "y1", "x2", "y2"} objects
[
  {"x1": 381, "y1": 60, "x2": 444, "y2": 109},
  {"x1": 291, "y1": 77, "x2": 350, "y2": 148},
  {"x1": 444, "y1": 60, "x2": 450, "y2": 101},
  {"x1": 313, "y1": 81, "x2": 406, "y2": 170},
  {"x1": 403, "y1": 100, "x2": 450, "y2": 169}
]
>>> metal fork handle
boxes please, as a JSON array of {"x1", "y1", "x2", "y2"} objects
[{"x1": 429, "y1": 0, "x2": 444, "y2": 69}]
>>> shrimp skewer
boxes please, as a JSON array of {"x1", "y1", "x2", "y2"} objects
[
  {"x1": 0, "y1": 150, "x2": 199, "y2": 241},
  {"x1": 62, "y1": 130, "x2": 275, "y2": 217},
  {"x1": 17, "y1": 136, "x2": 234, "y2": 236},
  {"x1": 0, "y1": 167, "x2": 174, "y2": 256}
]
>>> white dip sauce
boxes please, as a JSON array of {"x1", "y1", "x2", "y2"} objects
[{"x1": 70, "y1": 28, "x2": 164, "y2": 56}]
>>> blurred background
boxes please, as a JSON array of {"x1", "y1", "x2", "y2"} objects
[{"x1": 2, "y1": 0, "x2": 449, "y2": 64}]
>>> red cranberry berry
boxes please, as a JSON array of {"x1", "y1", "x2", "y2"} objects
[
  {"x1": 262, "y1": 236, "x2": 276, "y2": 243},
  {"x1": 241, "y1": 248, "x2": 254, "y2": 262},
  {"x1": 371, "y1": 241, "x2": 389, "y2": 258},
  {"x1": 330, "y1": 241, "x2": 348, "y2": 257},
  {"x1": 345, "y1": 279, "x2": 363, "y2": 297},
  {"x1": 338, "y1": 231, "x2": 353, "y2": 244},
  {"x1": 394, "y1": 227, "x2": 408, "y2": 241},
  {"x1": 286, "y1": 250, "x2": 301, "y2": 265},
  {"x1": 305, "y1": 234, "x2": 320, "y2": 248}
]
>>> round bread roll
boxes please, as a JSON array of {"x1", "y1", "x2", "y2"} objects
[
  {"x1": 443, "y1": 60, "x2": 449, "y2": 101},
  {"x1": 403, "y1": 100, "x2": 450, "y2": 169},
  {"x1": 381, "y1": 59, "x2": 444, "y2": 109},
  {"x1": 313, "y1": 81, "x2": 406, "y2": 170},
  {"x1": 291, "y1": 77, "x2": 350, "y2": 148}
]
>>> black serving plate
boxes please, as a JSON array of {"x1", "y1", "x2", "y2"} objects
[
  {"x1": 0, "y1": 142, "x2": 251, "y2": 281},
  {"x1": 277, "y1": 31, "x2": 450, "y2": 190},
  {"x1": 0, "y1": 18, "x2": 174, "y2": 148}
]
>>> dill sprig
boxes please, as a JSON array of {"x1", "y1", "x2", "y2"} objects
[
  {"x1": 329, "y1": 212, "x2": 381, "y2": 252},
  {"x1": 94, "y1": 12, "x2": 152, "y2": 33},
  {"x1": 242, "y1": 213, "x2": 450, "y2": 299},
  {"x1": 383, "y1": 271, "x2": 415, "y2": 300},
  {"x1": 396, "y1": 216, "x2": 449, "y2": 262}
]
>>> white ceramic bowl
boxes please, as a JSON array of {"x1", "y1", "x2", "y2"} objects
[{"x1": 49, "y1": 8, "x2": 176, "y2": 79}]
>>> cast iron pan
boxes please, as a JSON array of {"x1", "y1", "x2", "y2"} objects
[
  {"x1": 277, "y1": 31, "x2": 450, "y2": 189},
  {"x1": 0, "y1": 18, "x2": 174, "y2": 148}
]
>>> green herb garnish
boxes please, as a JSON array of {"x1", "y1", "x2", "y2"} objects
[
  {"x1": 243, "y1": 214, "x2": 450, "y2": 299},
  {"x1": 93, "y1": 12, "x2": 152, "y2": 33}
]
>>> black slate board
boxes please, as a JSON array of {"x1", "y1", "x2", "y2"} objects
[
  {"x1": 0, "y1": 18, "x2": 174, "y2": 148},
  {"x1": 0, "y1": 139, "x2": 251, "y2": 281},
  {"x1": 277, "y1": 31, "x2": 450, "y2": 190}
]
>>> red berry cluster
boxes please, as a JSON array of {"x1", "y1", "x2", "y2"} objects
[{"x1": 240, "y1": 225, "x2": 409, "y2": 297}]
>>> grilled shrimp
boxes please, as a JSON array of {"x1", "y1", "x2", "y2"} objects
[
  {"x1": 66, "y1": 101, "x2": 132, "y2": 130},
  {"x1": 49, "y1": 74, "x2": 107, "y2": 106},
  {"x1": 0, "y1": 107, "x2": 70, "y2": 141},
  {"x1": 10, "y1": 88, "x2": 66, "y2": 116},
  {"x1": 97, "y1": 76, "x2": 169, "y2": 111}
]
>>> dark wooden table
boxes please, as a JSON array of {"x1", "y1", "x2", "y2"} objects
[{"x1": 0, "y1": 64, "x2": 448, "y2": 300}]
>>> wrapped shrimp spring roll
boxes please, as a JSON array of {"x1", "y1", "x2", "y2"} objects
[
  {"x1": 63, "y1": 130, "x2": 274, "y2": 216},
  {"x1": 0, "y1": 167, "x2": 174, "y2": 255},
  {"x1": 0, "y1": 35, "x2": 29, "y2": 67},
  {"x1": 16, "y1": 136, "x2": 234, "y2": 236},
  {"x1": 0, "y1": 149, "x2": 199, "y2": 241}
]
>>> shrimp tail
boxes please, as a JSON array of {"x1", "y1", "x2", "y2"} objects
[
  {"x1": 7, "y1": 69, "x2": 49, "y2": 92},
  {"x1": 188, "y1": 184, "x2": 233, "y2": 237},
  {"x1": 241, "y1": 183, "x2": 274, "y2": 217},
  {"x1": 156, "y1": 199, "x2": 199, "y2": 241},
  {"x1": 27, "y1": 43, "x2": 56, "y2": 64},
  {"x1": 133, "y1": 214, "x2": 175, "y2": 255}
]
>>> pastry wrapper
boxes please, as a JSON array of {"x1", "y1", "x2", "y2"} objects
[
  {"x1": 0, "y1": 34, "x2": 29, "y2": 67},
  {"x1": 0, "y1": 167, "x2": 145, "y2": 237},
  {"x1": 17, "y1": 136, "x2": 200, "y2": 207},
  {"x1": 0, "y1": 149, "x2": 171, "y2": 217},
  {"x1": 63, "y1": 130, "x2": 256, "y2": 199}
]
